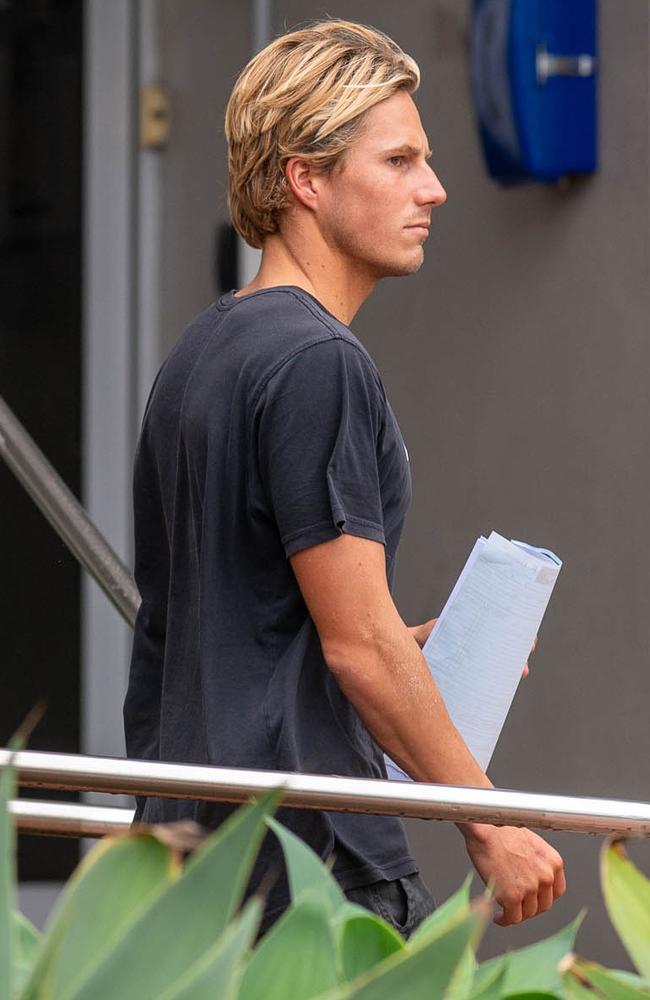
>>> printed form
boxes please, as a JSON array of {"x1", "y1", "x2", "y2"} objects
[{"x1": 385, "y1": 531, "x2": 562, "y2": 780}]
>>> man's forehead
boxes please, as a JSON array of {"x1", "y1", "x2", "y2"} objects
[{"x1": 358, "y1": 92, "x2": 431, "y2": 155}]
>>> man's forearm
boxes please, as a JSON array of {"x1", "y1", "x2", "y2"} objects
[
  {"x1": 293, "y1": 534, "x2": 566, "y2": 925},
  {"x1": 324, "y1": 621, "x2": 492, "y2": 793}
]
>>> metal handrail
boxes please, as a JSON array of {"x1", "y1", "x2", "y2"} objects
[
  {"x1": 9, "y1": 799, "x2": 134, "y2": 838},
  {"x1": 4, "y1": 402, "x2": 650, "y2": 842},
  {"x1": 5, "y1": 749, "x2": 650, "y2": 837},
  {"x1": 0, "y1": 396, "x2": 140, "y2": 625}
]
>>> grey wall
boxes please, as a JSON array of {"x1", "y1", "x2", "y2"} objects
[
  {"x1": 156, "y1": 0, "x2": 650, "y2": 968},
  {"x1": 157, "y1": 0, "x2": 251, "y2": 355}
]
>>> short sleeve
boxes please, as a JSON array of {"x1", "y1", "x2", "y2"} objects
[{"x1": 255, "y1": 338, "x2": 386, "y2": 558}]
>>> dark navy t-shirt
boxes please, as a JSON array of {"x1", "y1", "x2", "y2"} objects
[{"x1": 124, "y1": 286, "x2": 417, "y2": 909}]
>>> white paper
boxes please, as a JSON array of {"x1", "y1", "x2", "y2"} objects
[{"x1": 385, "y1": 532, "x2": 561, "y2": 781}]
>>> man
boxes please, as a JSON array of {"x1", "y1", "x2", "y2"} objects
[{"x1": 124, "y1": 18, "x2": 565, "y2": 937}]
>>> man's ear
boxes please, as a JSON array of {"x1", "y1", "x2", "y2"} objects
[{"x1": 284, "y1": 156, "x2": 323, "y2": 211}]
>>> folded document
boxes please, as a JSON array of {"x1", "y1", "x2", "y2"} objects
[{"x1": 385, "y1": 532, "x2": 562, "y2": 780}]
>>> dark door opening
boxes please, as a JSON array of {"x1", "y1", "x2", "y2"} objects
[{"x1": 1, "y1": 0, "x2": 83, "y2": 880}]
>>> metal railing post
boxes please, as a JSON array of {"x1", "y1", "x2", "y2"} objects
[{"x1": 0, "y1": 396, "x2": 140, "y2": 626}]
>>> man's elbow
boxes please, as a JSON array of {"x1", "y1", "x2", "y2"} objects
[{"x1": 320, "y1": 633, "x2": 392, "y2": 698}]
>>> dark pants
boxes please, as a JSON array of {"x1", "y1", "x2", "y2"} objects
[
  {"x1": 258, "y1": 871, "x2": 435, "y2": 941},
  {"x1": 345, "y1": 872, "x2": 436, "y2": 939}
]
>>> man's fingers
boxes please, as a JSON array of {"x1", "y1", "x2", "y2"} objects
[
  {"x1": 494, "y1": 897, "x2": 523, "y2": 926},
  {"x1": 521, "y1": 890, "x2": 540, "y2": 920},
  {"x1": 496, "y1": 881, "x2": 554, "y2": 925},
  {"x1": 522, "y1": 636, "x2": 538, "y2": 679},
  {"x1": 466, "y1": 826, "x2": 565, "y2": 928},
  {"x1": 494, "y1": 858, "x2": 564, "y2": 926},
  {"x1": 536, "y1": 883, "x2": 555, "y2": 915}
]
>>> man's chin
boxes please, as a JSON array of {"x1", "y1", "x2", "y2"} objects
[{"x1": 376, "y1": 251, "x2": 425, "y2": 279}]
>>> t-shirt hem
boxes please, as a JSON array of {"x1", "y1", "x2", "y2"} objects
[
  {"x1": 283, "y1": 517, "x2": 386, "y2": 558},
  {"x1": 333, "y1": 855, "x2": 419, "y2": 892}
]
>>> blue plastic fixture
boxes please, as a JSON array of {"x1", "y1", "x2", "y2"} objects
[{"x1": 471, "y1": 0, "x2": 597, "y2": 184}]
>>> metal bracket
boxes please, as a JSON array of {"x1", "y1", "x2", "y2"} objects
[{"x1": 140, "y1": 84, "x2": 171, "y2": 149}]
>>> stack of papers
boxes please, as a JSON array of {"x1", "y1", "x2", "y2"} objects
[{"x1": 385, "y1": 531, "x2": 562, "y2": 781}]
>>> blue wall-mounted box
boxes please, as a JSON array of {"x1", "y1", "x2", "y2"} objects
[{"x1": 471, "y1": 0, "x2": 598, "y2": 184}]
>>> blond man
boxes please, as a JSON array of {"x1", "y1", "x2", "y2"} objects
[{"x1": 124, "y1": 19, "x2": 565, "y2": 936}]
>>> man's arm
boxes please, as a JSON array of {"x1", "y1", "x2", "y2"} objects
[{"x1": 290, "y1": 532, "x2": 565, "y2": 926}]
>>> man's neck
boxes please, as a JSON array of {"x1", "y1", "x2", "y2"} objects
[{"x1": 235, "y1": 228, "x2": 376, "y2": 326}]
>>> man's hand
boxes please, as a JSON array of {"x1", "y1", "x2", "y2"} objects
[
  {"x1": 411, "y1": 621, "x2": 536, "y2": 677},
  {"x1": 408, "y1": 619, "x2": 437, "y2": 649},
  {"x1": 461, "y1": 823, "x2": 566, "y2": 925}
]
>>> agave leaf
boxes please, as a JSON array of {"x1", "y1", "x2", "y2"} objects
[
  {"x1": 467, "y1": 960, "x2": 507, "y2": 1000},
  {"x1": 474, "y1": 914, "x2": 583, "y2": 997},
  {"x1": 238, "y1": 889, "x2": 338, "y2": 1000},
  {"x1": 407, "y1": 875, "x2": 475, "y2": 1000},
  {"x1": 69, "y1": 790, "x2": 280, "y2": 1000},
  {"x1": 340, "y1": 905, "x2": 487, "y2": 1000},
  {"x1": 610, "y1": 972, "x2": 650, "y2": 989},
  {"x1": 562, "y1": 973, "x2": 597, "y2": 1000},
  {"x1": 158, "y1": 898, "x2": 262, "y2": 1000},
  {"x1": 564, "y1": 956, "x2": 650, "y2": 1000},
  {"x1": 337, "y1": 909, "x2": 404, "y2": 981},
  {"x1": 409, "y1": 874, "x2": 473, "y2": 947},
  {"x1": 2, "y1": 714, "x2": 46, "y2": 1000},
  {"x1": 266, "y1": 816, "x2": 346, "y2": 914},
  {"x1": 447, "y1": 947, "x2": 477, "y2": 1000},
  {"x1": 602, "y1": 839, "x2": 650, "y2": 982},
  {"x1": 13, "y1": 911, "x2": 41, "y2": 996},
  {"x1": 503, "y1": 994, "x2": 561, "y2": 999},
  {"x1": 0, "y1": 754, "x2": 16, "y2": 1000},
  {"x1": 21, "y1": 832, "x2": 179, "y2": 1000}
]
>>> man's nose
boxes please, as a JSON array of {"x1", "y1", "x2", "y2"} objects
[{"x1": 417, "y1": 165, "x2": 447, "y2": 208}]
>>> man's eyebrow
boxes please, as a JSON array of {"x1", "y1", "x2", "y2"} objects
[{"x1": 384, "y1": 143, "x2": 433, "y2": 160}]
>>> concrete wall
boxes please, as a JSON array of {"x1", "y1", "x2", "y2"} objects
[
  {"x1": 157, "y1": 0, "x2": 251, "y2": 356},
  {"x1": 157, "y1": 0, "x2": 650, "y2": 966}
]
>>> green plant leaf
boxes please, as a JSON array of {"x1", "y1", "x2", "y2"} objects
[
  {"x1": 337, "y1": 909, "x2": 404, "y2": 981},
  {"x1": 562, "y1": 974, "x2": 596, "y2": 1000},
  {"x1": 158, "y1": 898, "x2": 262, "y2": 1000},
  {"x1": 407, "y1": 876, "x2": 475, "y2": 1000},
  {"x1": 610, "y1": 972, "x2": 650, "y2": 989},
  {"x1": 13, "y1": 911, "x2": 41, "y2": 996},
  {"x1": 475, "y1": 914, "x2": 583, "y2": 997},
  {"x1": 266, "y1": 815, "x2": 346, "y2": 914},
  {"x1": 0, "y1": 755, "x2": 16, "y2": 1000},
  {"x1": 503, "y1": 994, "x2": 561, "y2": 999},
  {"x1": 21, "y1": 832, "x2": 179, "y2": 1000},
  {"x1": 409, "y1": 873, "x2": 473, "y2": 946},
  {"x1": 339, "y1": 906, "x2": 487, "y2": 1000},
  {"x1": 564, "y1": 957, "x2": 650, "y2": 999},
  {"x1": 467, "y1": 960, "x2": 506, "y2": 1000},
  {"x1": 602, "y1": 839, "x2": 650, "y2": 982},
  {"x1": 238, "y1": 890, "x2": 338, "y2": 1000},
  {"x1": 447, "y1": 947, "x2": 477, "y2": 1000},
  {"x1": 69, "y1": 790, "x2": 280, "y2": 1000}
]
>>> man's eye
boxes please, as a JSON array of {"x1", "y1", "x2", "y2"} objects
[{"x1": 388, "y1": 156, "x2": 404, "y2": 167}]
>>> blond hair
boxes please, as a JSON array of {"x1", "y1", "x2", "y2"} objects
[{"x1": 225, "y1": 19, "x2": 420, "y2": 248}]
